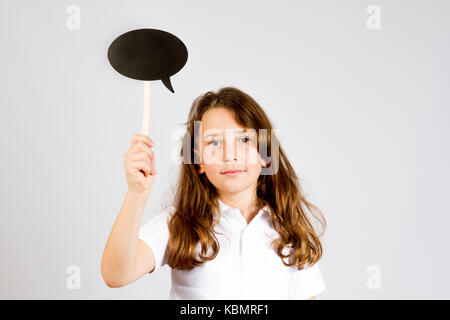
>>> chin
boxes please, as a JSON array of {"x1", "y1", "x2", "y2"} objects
[{"x1": 217, "y1": 181, "x2": 249, "y2": 194}]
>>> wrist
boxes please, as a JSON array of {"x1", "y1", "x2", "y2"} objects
[{"x1": 126, "y1": 189, "x2": 150, "y2": 202}]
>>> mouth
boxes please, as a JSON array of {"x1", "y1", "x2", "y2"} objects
[{"x1": 221, "y1": 169, "x2": 246, "y2": 176}]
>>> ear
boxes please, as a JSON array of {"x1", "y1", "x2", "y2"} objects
[{"x1": 260, "y1": 157, "x2": 269, "y2": 168}]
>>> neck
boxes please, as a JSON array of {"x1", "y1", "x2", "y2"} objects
[{"x1": 218, "y1": 183, "x2": 259, "y2": 223}]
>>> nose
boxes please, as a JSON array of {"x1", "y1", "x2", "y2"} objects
[{"x1": 224, "y1": 134, "x2": 236, "y2": 163}]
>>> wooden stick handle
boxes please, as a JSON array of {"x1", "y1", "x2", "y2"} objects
[
  {"x1": 140, "y1": 81, "x2": 150, "y2": 177},
  {"x1": 142, "y1": 81, "x2": 150, "y2": 136}
]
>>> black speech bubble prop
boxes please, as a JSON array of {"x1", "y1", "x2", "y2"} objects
[
  {"x1": 107, "y1": 28, "x2": 188, "y2": 178},
  {"x1": 107, "y1": 28, "x2": 188, "y2": 93}
]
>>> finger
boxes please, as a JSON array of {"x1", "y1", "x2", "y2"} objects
[
  {"x1": 132, "y1": 133, "x2": 154, "y2": 148},
  {"x1": 131, "y1": 160, "x2": 151, "y2": 177},
  {"x1": 130, "y1": 153, "x2": 148, "y2": 162},
  {"x1": 131, "y1": 141, "x2": 154, "y2": 157},
  {"x1": 128, "y1": 164, "x2": 149, "y2": 178},
  {"x1": 132, "y1": 146, "x2": 154, "y2": 164},
  {"x1": 132, "y1": 133, "x2": 154, "y2": 146},
  {"x1": 130, "y1": 152, "x2": 153, "y2": 166}
]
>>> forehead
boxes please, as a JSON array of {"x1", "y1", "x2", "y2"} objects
[{"x1": 201, "y1": 107, "x2": 246, "y2": 135}]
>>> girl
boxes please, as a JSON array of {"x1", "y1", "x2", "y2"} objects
[{"x1": 101, "y1": 87, "x2": 327, "y2": 300}]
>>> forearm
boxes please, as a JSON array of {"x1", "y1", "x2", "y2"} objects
[{"x1": 101, "y1": 190, "x2": 149, "y2": 281}]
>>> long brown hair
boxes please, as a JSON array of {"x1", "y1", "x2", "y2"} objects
[{"x1": 167, "y1": 86, "x2": 326, "y2": 270}]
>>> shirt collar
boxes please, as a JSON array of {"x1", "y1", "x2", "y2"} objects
[{"x1": 217, "y1": 198, "x2": 271, "y2": 216}]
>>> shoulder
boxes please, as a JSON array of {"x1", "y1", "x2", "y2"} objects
[
  {"x1": 155, "y1": 205, "x2": 176, "y2": 219},
  {"x1": 140, "y1": 205, "x2": 175, "y2": 232}
]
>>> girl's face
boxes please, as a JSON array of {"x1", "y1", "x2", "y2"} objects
[{"x1": 194, "y1": 107, "x2": 267, "y2": 195}]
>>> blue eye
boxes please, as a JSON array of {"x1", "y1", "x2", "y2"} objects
[
  {"x1": 209, "y1": 140, "x2": 221, "y2": 146},
  {"x1": 208, "y1": 137, "x2": 249, "y2": 146}
]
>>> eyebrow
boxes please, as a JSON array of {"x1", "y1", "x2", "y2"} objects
[{"x1": 203, "y1": 129, "x2": 248, "y2": 140}]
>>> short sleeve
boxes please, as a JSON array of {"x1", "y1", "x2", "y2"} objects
[
  {"x1": 288, "y1": 263, "x2": 326, "y2": 299},
  {"x1": 138, "y1": 207, "x2": 173, "y2": 273}
]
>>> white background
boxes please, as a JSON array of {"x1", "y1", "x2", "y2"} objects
[{"x1": 0, "y1": 0, "x2": 449, "y2": 299}]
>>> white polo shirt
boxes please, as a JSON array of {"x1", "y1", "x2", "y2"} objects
[{"x1": 138, "y1": 199, "x2": 326, "y2": 299}]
